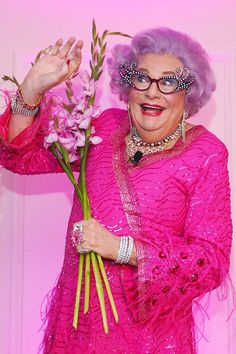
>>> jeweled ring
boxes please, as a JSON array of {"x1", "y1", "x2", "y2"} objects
[
  {"x1": 72, "y1": 222, "x2": 91, "y2": 254},
  {"x1": 77, "y1": 243, "x2": 91, "y2": 254},
  {"x1": 72, "y1": 222, "x2": 84, "y2": 247},
  {"x1": 44, "y1": 46, "x2": 53, "y2": 55}
]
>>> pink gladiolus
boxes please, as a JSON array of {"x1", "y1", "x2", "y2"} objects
[
  {"x1": 90, "y1": 136, "x2": 103, "y2": 145},
  {"x1": 66, "y1": 117, "x2": 77, "y2": 128},
  {"x1": 58, "y1": 136, "x2": 76, "y2": 150},
  {"x1": 44, "y1": 132, "x2": 59, "y2": 147},
  {"x1": 79, "y1": 117, "x2": 91, "y2": 130},
  {"x1": 75, "y1": 98, "x2": 87, "y2": 112},
  {"x1": 83, "y1": 80, "x2": 96, "y2": 97},
  {"x1": 74, "y1": 131, "x2": 86, "y2": 147},
  {"x1": 84, "y1": 106, "x2": 101, "y2": 119},
  {"x1": 80, "y1": 70, "x2": 90, "y2": 85},
  {"x1": 80, "y1": 70, "x2": 96, "y2": 97},
  {"x1": 69, "y1": 151, "x2": 79, "y2": 163}
]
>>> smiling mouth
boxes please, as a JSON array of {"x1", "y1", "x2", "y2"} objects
[{"x1": 140, "y1": 104, "x2": 166, "y2": 114}]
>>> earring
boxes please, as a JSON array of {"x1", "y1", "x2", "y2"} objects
[
  {"x1": 127, "y1": 102, "x2": 137, "y2": 136},
  {"x1": 181, "y1": 108, "x2": 188, "y2": 143}
]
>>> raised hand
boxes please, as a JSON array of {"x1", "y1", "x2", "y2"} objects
[{"x1": 21, "y1": 37, "x2": 83, "y2": 105}]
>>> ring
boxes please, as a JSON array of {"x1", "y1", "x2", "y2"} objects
[
  {"x1": 72, "y1": 222, "x2": 91, "y2": 254},
  {"x1": 44, "y1": 46, "x2": 53, "y2": 55},
  {"x1": 77, "y1": 243, "x2": 91, "y2": 254},
  {"x1": 72, "y1": 222, "x2": 84, "y2": 247}
]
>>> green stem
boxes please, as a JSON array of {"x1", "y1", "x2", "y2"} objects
[
  {"x1": 50, "y1": 144, "x2": 82, "y2": 201},
  {"x1": 91, "y1": 251, "x2": 108, "y2": 334},
  {"x1": 84, "y1": 252, "x2": 91, "y2": 313},
  {"x1": 79, "y1": 129, "x2": 92, "y2": 314},
  {"x1": 97, "y1": 254, "x2": 119, "y2": 323},
  {"x1": 73, "y1": 254, "x2": 85, "y2": 329}
]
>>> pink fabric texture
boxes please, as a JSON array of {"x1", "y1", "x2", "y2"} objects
[{"x1": 0, "y1": 107, "x2": 233, "y2": 354}]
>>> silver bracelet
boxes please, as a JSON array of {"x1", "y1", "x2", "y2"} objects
[
  {"x1": 115, "y1": 236, "x2": 134, "y2": 264},
  {"x1": 123, "y1": 236, "x2": 134, "y2": 263},
  {"x1": 115, "y1": 236, "x2": 128, "y2": 264},
  {"x1": 11, "y1": 95, "x2": 39, "y2": 116}
]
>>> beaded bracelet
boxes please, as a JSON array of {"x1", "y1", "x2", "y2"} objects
[
  {"x1": 115, "y1": 236, "x2": 134, "y2": 264},
  {"x1": 11, "y1": 95, "x2": 39, "y2": 116},
  {"x1": 17, "y1": 86, "x2": 42, "y2": 110}
]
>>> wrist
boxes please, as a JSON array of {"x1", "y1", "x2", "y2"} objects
[
  {"x1": 106, "y1": 236, "x2": 120, "y2": 261},
  {"x1": 115, "y1": 236, "x2": 135, "y2": 264},
  {"x1": 20, "y1": 80, "x2": 42, "y2": 106}
]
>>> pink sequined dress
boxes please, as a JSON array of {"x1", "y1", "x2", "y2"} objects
[{"x1": 0, "y1": 106, "x2": 233, "y2": 354}]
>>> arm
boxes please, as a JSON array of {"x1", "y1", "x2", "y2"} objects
[
  {"x1": 0, "y1": 38, "x2": 83, "y2": 175},
  {"x1": 0, "y1": 103, "x2": 65, "y2": 174},
  {"x1": 126, "y1": 145, "x2": 232, "y2": 325}
]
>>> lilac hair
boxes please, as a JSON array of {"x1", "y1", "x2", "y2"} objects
[{"x1": 107, "y1": 27, "x2": 216, "y2": 117}]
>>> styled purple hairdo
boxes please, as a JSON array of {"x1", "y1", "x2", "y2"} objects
[{"x1": 107, "y1": 27, "x2": 216, "y2": 117}]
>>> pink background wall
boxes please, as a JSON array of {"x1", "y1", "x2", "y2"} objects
[{"x1": 0, "y1": 0, "x2": 236, "y2": 353}]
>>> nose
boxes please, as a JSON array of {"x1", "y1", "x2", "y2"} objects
[{"x1": 145, "y1": 81, "x2": 162, "y2": 98}]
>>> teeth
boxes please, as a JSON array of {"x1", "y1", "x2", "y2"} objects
[{"x1": 142, "y1": 104, "x2": 163, "y2": 111}]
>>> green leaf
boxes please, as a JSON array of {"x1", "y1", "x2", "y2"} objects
[
  {"x1": 2, "y1": 75, "x2": 12, "y2": 81},
  {"x1": 107, "y1": 31, "x2": 132, "y2": 38},
  {"x1": 96, "y1": 70, "x2": 103, "y2": 81},
  {"x1": 65, "y1": 80, "x2": 74, "y2": 98},
  {"x1": 97, "y1": 55, "x2": 105, "y2": 68},
  {"x1": 91, "y1": 41, "x2": 94, "y2": 56},
  {"x1": 2, "y1": 75, "x2": 20, "y2": 88},
  {"x1": 89, "y1": 60, "x2": 93, "y2": 72},
  {"x1": 88, "y1": 94, "x2": 95, "y2": 105},
  {"x1": 12, "y1": 76, "x2": 20, "y2": 87},
  {"x1": 98, "y1": 36, "x2": 102, "y2": 48},
  {"x1": 63, "y1": 102, "x2": 73, "y2": 113},
  {"x1": 94, "y1": 50, "x2": 99, "y2": 63},
  {"x1": 94, "y1": 34, "x2": 98, "y2": 47},
  {"x1": 100, "y1": 42, "x2": 107, "y2": 57},
  {"x1": 101, "y1": 29, "x2": 109, "y2": 41},
  {"x1": 92, "y1": 19, "x2": 97, "y2": 42},
  {"x1": 66, "y1": 88, "x2": 72, "y2": 101}
]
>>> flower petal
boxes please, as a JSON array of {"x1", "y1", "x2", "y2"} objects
[{"x1": 90, "y1": 136, "x2": 103, "y2": 145}]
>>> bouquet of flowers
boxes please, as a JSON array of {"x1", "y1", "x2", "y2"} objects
[{"x1": 3, "y1": 20, "x2": 131, "y2": 333}]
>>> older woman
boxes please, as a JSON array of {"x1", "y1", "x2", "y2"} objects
[{"x1": 0, "y1": 28, "x2": 232, "y2": 353}]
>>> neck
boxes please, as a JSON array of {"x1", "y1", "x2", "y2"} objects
[{"x1": 134, "y1": 123, "x2": 182, "y2": 144}]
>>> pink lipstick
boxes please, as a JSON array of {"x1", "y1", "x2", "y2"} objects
[{"x1": 140, "y1": 103, "x2": 165, "y2": 116}]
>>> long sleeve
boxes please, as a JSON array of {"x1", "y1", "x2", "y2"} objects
[
  {"x1": 0, "y1": 104, "x2": 78, "y2": 175},
  {"x1": 128, "y1": 145, "x2": 232, "y2": 329}
]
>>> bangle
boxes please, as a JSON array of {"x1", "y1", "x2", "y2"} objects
[
  {"x1": 17, "y1": 86, "x2": 42, "y2": 110},
  {"x1": 123, "y1": 236, "x2": 134, "y2": 263},
  {"x1": 115, "y1": 236, "x2": 134, "y2": 264},
  {"x1": 11, "y1": 95, "x2": 39, "y2": 116}
]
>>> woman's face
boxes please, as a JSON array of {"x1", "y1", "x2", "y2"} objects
[{"x1": 128, "y1": 53, "x2": 186, "y2": 143}]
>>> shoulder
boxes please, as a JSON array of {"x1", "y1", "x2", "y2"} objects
[
  {"x1": 187, "y1": 125, "x2": 228, "y2": 157},
  {"x1": 181, "y1": 125, "x2": 229, "y2": 171},
  {"x1": 93, "y1": 108, "x2": 128, "y2": 137},
  {"x1": 98, "y1": 108, "x2": 127, "y2": 126}
]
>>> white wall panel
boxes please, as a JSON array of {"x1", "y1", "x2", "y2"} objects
[{"x1": 0, "y1": 1, "x2": 236, "y2": 353}]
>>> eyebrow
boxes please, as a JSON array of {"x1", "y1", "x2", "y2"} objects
[{"x1": 137, "y1": 67, "x2": 176, "y2": 76}]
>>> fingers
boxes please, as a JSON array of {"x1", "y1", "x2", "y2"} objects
[
  {"x1": 65, "y1": 40, "x2": 83, "y2": 79},
  {"x1": 59, "y1": 37, "x2": 76, "y2": 59},
  {"x1": 50, "y1": 38, "x2": 63, "y2": 55}
]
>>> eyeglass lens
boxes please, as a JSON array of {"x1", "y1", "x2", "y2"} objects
[{"x1": 131, "y1": 73, "x2": 179, "y2": 93}]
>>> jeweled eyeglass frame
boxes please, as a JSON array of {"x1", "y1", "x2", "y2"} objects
[{"x1": 119, "y1": 61, "x2": 195, "y2": 94}]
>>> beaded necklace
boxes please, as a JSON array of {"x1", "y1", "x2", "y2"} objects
[{"x1": 126, "y1": 123, "x2": 183, "y2": 158}]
